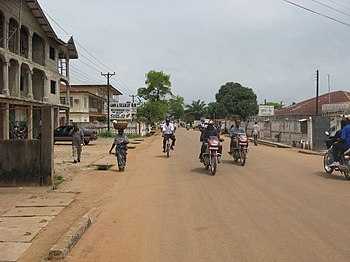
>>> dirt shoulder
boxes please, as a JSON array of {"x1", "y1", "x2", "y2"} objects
[{"x1": 18, "y1": 135, "x2": 158, "y2": 262}]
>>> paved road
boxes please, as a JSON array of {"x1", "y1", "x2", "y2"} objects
[{"x1": 66, "y1": 128, "x2": 350, "y2": 262}]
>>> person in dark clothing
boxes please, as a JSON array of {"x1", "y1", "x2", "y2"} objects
[
  {"x1": 199, "y1": 120, "x2": 220, "y2": 161},
  {"x1": 329, "y1": 118, "x2": 350, "y2": 167},
  {"x1": 327, "y1": 118, "x2": 348, "y2": 164}
]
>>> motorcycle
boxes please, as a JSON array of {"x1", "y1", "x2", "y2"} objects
[
  {"x1": 230, "y1": 133, "x2": 248, "y2": 166},
  {"x1": 324, "y1": 130, "x2": 350, "y2": 180},
  {"x1": 201, "y1": 136, "x2": 222, "y2": 175}
]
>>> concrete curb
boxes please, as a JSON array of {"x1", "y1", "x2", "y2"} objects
[
  {"x1": 298, "y1": 149, "x2": 325, "y2": 156},
  {"x1": 49, "y1": 208, "x2": 101, "y2": 260}
]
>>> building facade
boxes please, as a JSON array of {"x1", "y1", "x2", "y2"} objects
[
  {"x1": 0, "y1": 0, "x2": 78, "y2": 139},
  {"x1": 60, "y1": 84, "x2": 122, "y2": 124}
]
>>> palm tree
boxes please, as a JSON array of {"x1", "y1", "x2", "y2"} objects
[{"x1": 185, "y1": 99, "x2": 207, "y2": 120}]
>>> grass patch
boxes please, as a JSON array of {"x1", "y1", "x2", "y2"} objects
[
  {"x1": 52, "y1": 174, "x2": 64, "y2": 189},
  {"x1": 99, "y1": 131, "x2": 142, "y2": 139},
  {"x1": 127, "y1": 134, "x2": 142, "y2": 139},
  {"x1": 99, "y1": 131, "x2": 115, "y2": 138}
]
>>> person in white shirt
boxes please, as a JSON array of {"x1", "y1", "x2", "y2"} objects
[
  {"x1": 162, "y1": 118, "x2": 176, "y2": 152},
  {"x1": 252, "y1": 122, "x2": 260, "y2": 146}
]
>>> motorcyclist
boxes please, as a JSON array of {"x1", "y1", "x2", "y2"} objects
[
  {"x1": 327, "y1": 118, "x2": 348, "y2": 165},
  {"x1": 329, "y1": 118, "x2": 350, "y2": 167},
  {"x1": 199, "y1": 120, "x2": 220, "y2": 161},
  {"x1": 228, "y1": 119, "x2": 246, "y2": 154},
  {"x1": 162, "y1": 118, "x2": 176, "y2": 152}
]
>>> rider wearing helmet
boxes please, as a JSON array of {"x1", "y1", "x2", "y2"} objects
[
  {"x1": 199, "y1": 120, "x2": 220, "y2": 161},
  {"x1": 228, "y1": 119, "x2": 245, "y2": 154},
  {"x1": 328, "y1": 117, "x2": 350, "y2": 167},
  {"x1": 162, "y1": 118, "x2": 176, "y2": 152}
]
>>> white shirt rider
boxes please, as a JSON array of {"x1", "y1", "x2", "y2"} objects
[{"x1": 162, "y1": 122, "x2": 174, "y2": 135}]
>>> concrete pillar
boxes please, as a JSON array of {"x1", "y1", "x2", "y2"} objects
[
  {"x1": 2, "y1": 61, "x2": 9, "y2": 96},
  {"x1": 43, "y1": 76, "x2": 49, "y2": 102},
  {"x1": 0, "y1": 103, "x2": 9, "y2": 139},
  {"x1": 27, "y1": 105, "x2": 33, "y2": 139},
  {"x1": 66, "y1": 83, "x2": 70, "y2": 106},
  {"x1": 27, "y1": 69, "x2": 33, "y2": 99},
  {"x1": 40, "y1": 106, "x2": 53, "y2": 186}
]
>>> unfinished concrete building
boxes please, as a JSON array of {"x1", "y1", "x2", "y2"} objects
[{"x1": 0, "y1": 0, "x2": 78, "y2": 185}]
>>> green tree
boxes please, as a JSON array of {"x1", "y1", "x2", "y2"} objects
[
  {"x1": 265, "y1": 102, "x2": 283, "y2": 109},
  {"x1": 136, "y1": 100, "x2": 169, "y2": 125},
  {"x1": 215, "y1": 82, "x2": 258, "y2": 120},
  {"x1": 206, "y1": 102, "x2": 227, "y2": 120},
  {"x1": 137, "y1": 70, "x2": 172, "y2": 102},
  {"x1": 185, "y1": 99, "x2": 207, "y2": 120},
  {"x1": 169, "y1": 95, "x2": 185, "y2": 120}
]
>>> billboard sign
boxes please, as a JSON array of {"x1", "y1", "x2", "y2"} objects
[{"x1": 259, "y1": 105, "x2": 274, "y2": 116}]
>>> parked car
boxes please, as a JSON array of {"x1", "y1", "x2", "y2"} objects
[{"x1": 54, "y1": 125, "x2": 97, "y2": 145}]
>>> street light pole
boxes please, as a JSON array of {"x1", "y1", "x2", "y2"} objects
[{"x1": 101, "y1": 72, "x2": 115, "y2": 132}]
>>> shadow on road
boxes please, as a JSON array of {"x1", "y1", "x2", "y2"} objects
[
  {"x1": 313, "y1": 171, "x2": 348, "y2": 181},
  {"x1": 190, "y1": 167, "x2": 214, "y2": 176}
]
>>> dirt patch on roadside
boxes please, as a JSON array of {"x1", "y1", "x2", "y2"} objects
[{"x1": 18, "y1": 135, "x2": 159, "y2": 262}]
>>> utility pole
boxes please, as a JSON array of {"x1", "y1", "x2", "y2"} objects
[
  {"x1": 316, "y1": 70, "x2": 319, "y2": 115},
  {"x1": 327, "y1": 74, "x2": 331, "y2": 104},
  {"x1": 129, "y1": 94, "x2": 137, "y2": 104},
  {"x1": 101, "y1": 72, "x2": 115, "y2": 132}
]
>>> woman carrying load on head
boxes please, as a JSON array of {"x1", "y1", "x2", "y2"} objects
[{"x1": 109, "y1": 128, "x2": 129, "y2": 172}]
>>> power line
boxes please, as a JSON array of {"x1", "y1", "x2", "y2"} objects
[
  {"x1": 282, "y1": 0, "x2": 350, "y2": 27},
  {"x1": 329, "y1": 0, "x2": 350, "y2": 12},
  {"x1": 309, "y1": 0, "x2": 350, "y2": 17},
  {"x1": 43, "y1": 10, "x2": 134, "y2": 92},
  {"x1": 280, "y1": 74, "x2": 315, "y2": 104}
]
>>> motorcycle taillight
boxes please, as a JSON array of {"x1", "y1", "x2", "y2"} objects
[
  {"x1": 239, "y1": 135, "x2": 247, "y2": 142},
  {"x1": 209, "y1": 140, "x2": 219, "y2": 147}
]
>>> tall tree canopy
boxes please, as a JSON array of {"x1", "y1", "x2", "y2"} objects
[
  {"x1": 215, "y1": 82, "x2": 258, "y2": 120},
  {"x1": 185, "y1": 99, "x2": 207, "y2": 120},
  {"x1": 135, "y1": 70, "x2": 186, "y2": 124},
  {"x1": 137, "y1": 70, "x2": 172, "y2": 102},
  {"x1": 169, "y1": 95, "x2": 185, "y2": 120},
  {"x1": 206, "y1": 102, "x2": 227, "y2": 120}
]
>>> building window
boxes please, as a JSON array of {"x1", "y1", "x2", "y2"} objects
[
  {"x1": 70, "y1": 97, "x2": 73, "y2": 106},
  {"x1": 8, "y1": 18, "x2": 19, "y2": 53},
  {"x1": 50, "y1": 81, "x2": 56, "y2": 94},
  {"x1": 0, "y1": 12, "x2": 4, "y2": 48},
  {"x1": 300, "y1": 121, "x2": 307, "y2": 134},
  {"x1": 20, "y1": 76, "x2": 24, "y2": 91},
  {"x1": 60, "y1": 97, "x2": 66, "y2": 104},
  {"x1": 74, "y1": 99, "x2": 79, "y2": 104},
  {"x1": 49, "y1": 46, "x2": 55, "y2": 60}
]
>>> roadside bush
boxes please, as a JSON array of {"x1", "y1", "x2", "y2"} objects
[{"x1": 99, "y1": 131, "x2": 114, "y2": 138}]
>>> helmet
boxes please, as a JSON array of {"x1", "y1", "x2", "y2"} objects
[
  {"x1": 208, "y1": 120, "x2": 214, "y2": 125},
  {"x1": 341, "y1": 118, "x2": 349, "y2": 128},
  {"x1": 166, "y1": 118, "x2": 170, "y2": 123}
]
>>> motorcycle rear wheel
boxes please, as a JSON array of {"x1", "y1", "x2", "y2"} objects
[
  {"x1": 323, "y1": 153, "x2": 334, "y2": 174},
  {"x1": 340, "y1": 155, "x2": 350, "y2": 180},
  {"x1": 166, "y1": 142, "x2": 170, "y2": 158},
  {"x1": 239, "y1": 149, "x2": 246, "y2": 166},
  {"x1": 211, "y1": 156, "x2": 217, "y2": 175}
]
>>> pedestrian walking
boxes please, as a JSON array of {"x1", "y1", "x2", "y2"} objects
[
  {"x1": 109, "y1": 128, "x2": 129, "y2": 172},
  {"x1": 69, "y1": 123, "x2": 84, "y2": 163},
  {"x1": 252, "y1": 122, "x2": 260, "y2": 146}
]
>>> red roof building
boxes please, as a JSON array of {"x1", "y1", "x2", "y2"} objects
[{"x1": 276, "y1": 90, "x2": 350, "y2": 116}]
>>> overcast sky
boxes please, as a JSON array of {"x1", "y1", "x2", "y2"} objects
[{"x1": 38, "y1": 0, "x2": 350, "y2": 105}]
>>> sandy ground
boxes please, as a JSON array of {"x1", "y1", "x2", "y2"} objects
[
  {"x1": 18, "y1": 129, "x2": 350, "y2": 261},
  {"x1": 18, "y1": 135, "x2": 157, "y2": 262}
]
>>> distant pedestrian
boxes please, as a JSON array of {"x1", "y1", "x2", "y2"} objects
[
  {"x1": 109, "y1": 128, "x2": 129, "y2": 172},
  {"x1": 252, "y1": 122, "x2": 260, "y2": 146},
  {"x1": 69, "y1": 123, "x2": 84, "y2": 163}
]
